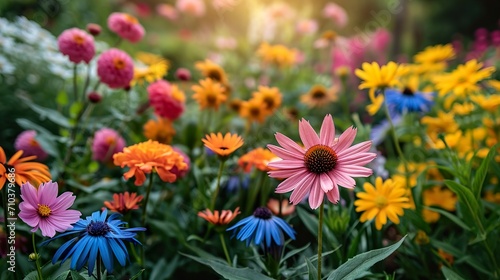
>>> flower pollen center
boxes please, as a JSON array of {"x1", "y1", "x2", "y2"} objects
[
  {"x1": 86, "y1": 221, "x2": 111, "y2": 236},
  {"x1": 124, "y1": 14, "x2": 139, "y2": 24},
  {"x1": 207, "y1": 70, "x2": 222, "y2": 82},
  {"x1": 304, "y1": 145, "x2": 338, "y2": 174},
  {"x1": 37, "y1": 204, "x2": 51, "y2": 217},
  {"x1": 311, "y1": 89, "x2": 326, "y2": 99},
  {"x1": 29, "y1": 138, "x2": 40, "y2": 147},
  {"x1": 206, "y1": 92, "x2": 218, "y2": 105},
  {"x1": 402, "y1": 87, "x2": 414, "y2": 96},
  {"x1": 253, "y1": 207, "x2": 272, "y2": 219},
  {"x1": 113, "y1": 57, "x2": 126, "y2": 70},
  {"x1": 375, "y1": 196, "x2": 387, "y2": 208},
  {"x1": 73, "y1": 34, "x2": 85, "y2": 45}
]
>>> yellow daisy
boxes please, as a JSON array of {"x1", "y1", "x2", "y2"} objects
[
  {"x1": 239, "y1": 98, "x2": 269, "y2": 124},
  {"x1": 131, "y1": 52, "x2": 169, "y2": 85},
  {"x1": 300, "y1": 84, "x2": 338, "y2": 108},
  {"x1": 195, "y1": 59, "x2": 229, "y2": 86},
  {"x1": 354, "y1": 177, "x2": 411, "y2": 230},
  {"x1": 257, "y1": 42, "x2": 296, "y2": 68},
  {"x1": 191, "y1": 78, "x2": 227, "y2": 110},
  {"x1": 252, "y1": 86, "x2": 282, "y2": 114},
  {"x1": 413, "y1": 44, "x2": 455, "y2": 72},
  {"x1": 470, "y1": 94, "x2": 500, "y2": 112}
]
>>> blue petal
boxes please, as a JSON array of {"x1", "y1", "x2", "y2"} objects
[
  {"x1": 108, "y1": 238, "x2": 128, "y2": 266},
  {"x1": 273, "y1": 217, "x2": 296, "y2": 240},
  {"x1": 70, "y1": 235, "x2": 91, "y2": 270},
  {"x1": 253, "y1": 220, "x2": 264, "y2": 246},
  {"x1": 52, "y1": 237, "x2": 77, "y2": 263},
  {"x1": 98, "y1": 237, "x2": 114, "y2": 273},
  {"x1": 87, "y1": 238, "x2": 99, "y2": 275}
]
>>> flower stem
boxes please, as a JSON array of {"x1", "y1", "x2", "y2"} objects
[
  {"x1": 210, "y1": 160, "x2": 226, "y2": 210},
  {"x1": 219, "y1": 232, "x2": 231, "y2": 266},
  {"x1": 317, "y1": 201, "x2": 324, "y2": 280},
  {"x1": 96, "y1": 253, "x2": 102, "y2": 280},
  {"x1": 32, "y1": 233, "x2": 43, "y2": 280},
  {"x1": 73, "y1": 64, "x2": 78, "y2": 101},
  {"x1": 141, "y1": 174, "x2": 155, "y2": 226}
]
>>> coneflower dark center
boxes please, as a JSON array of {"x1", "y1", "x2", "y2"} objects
[
  {"x1": 207, "y1": 69, "x2": 222, "y2": 82},
  {"x1": 304, "y1": 145, "x2": 338, "y2": 174},
  {"x1": 87, "y1": 221, "x2": 110, "y2": 236},
  {"x1": 253, "y1": 207, "x2": 272, "y2": 219},
  {"x1": 402, "y1": 87, "x2": 414, "y2": 96},
  {"x1": 311, "y1": 89, "x2": 326, "y2": 99}
]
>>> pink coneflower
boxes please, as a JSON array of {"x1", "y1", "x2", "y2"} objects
[
  {"x1": 323, "y1": 2, "x2": 348, "y2": 28},
  {"x1": 107, "y1": 12, "x2": 145, "y2": 43},
  {"x1": 267, "y1": 114, "x2": 376, "y2": 209},
  {"x1": 170, "y1": 147, "x2": 190, "y2": 178},
  {"x1": 92, "y1": 128, "x2": 126, "y2": 163},
  {"x1": 97, "y1": 48, "x2": 134, "y2": 89},
  {"x1": 57, "y1": 28, "x2": 95, "y2": 64},
  {"x1": 14, "y1": 130, "x2": 48, "y2": 161},
  {"x1": 176, "y1": 0, "x2": 206, "y2": 17},
  {"x1": 148, "y1": 80, "x2": 185, "y2": 120},
  {"x1": 296, "y1": 19, "x2": 318, "y2": 35},
  {"x1": 18, "y1": 181, "x2": 81, "y2": 238},
  {"x1": 157, "y1": 4, "x2": 179, "y2": 21}
]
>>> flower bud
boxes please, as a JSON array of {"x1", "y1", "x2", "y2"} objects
[
  {"x1": 87, "y1": 91, "x2": 102, "y2": 103},
  {"x1": 175, "y1": 68, "x2": 191, "y2": 81},
  {"x1": 86, "y1": 23, "x2": 102, "y2": 36}
]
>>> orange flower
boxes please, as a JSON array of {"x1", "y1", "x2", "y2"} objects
[
  {"x1": 0, "y1": 147, "x2": 51, "y2": 190},
  {"x1": 267, "y1": 198, "x2": 296, "y2": 216},
  {"x1": 191, "y1": 78, "x2": 227, "y2": 110},
  {"x1": 113, "y1": 140, "x2": 187, "y2": 186},
  {"x1": 195, "y1": 59, "x2": 229, "y2": 86},
  {"x1": 252, "y1": 86, "x2": 282, "y2": 114},
  {"x1": 202, "y1": 132, "x2": 243, "y2": 157},
  {"x1": 104, "y1": 192, "x2": 143, "y2": 214},
  {"x1": 143, "y1": 117, "x2": 176, "y2": 144},
  {"x1": 239, "y1": 98, "x2": 269, "y2": 124},
  {"x1": 197, "y1": 207, "x2": 241, "y2": 226},
  {"x1": 238, "y1": 148, "x2": 276, "y2": 173}
]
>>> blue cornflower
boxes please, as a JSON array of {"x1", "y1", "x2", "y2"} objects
[
  {"x1": 42, "y1": 209, "x2": 145, "y2": 276},
  {"x1": 384, "y1": 87, "x2": 434, "y2": 114},
  {"x1": 227, "y1": 207, "x2": 295, "y2": 248}
]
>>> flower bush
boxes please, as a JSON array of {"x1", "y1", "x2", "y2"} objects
[{"x1": 1, "y1": 2, "x2": 499, "y2": 280}]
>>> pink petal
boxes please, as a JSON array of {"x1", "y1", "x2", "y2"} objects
[
  {"x1": 267, "y1": 144, "x2": 304, "y2": 160},
  {"x1": 268, "y1": 169, "x2": 302, "y2": 178},
  {"x1": 20, "y1": 182, "x2": 39, "y2": 208},
  {"x1": 289, "y1": 182, "x2": 311, "y2": 205},
  {"x1": 320, "y1": 114, "x2": 336, "y2": 146},
  {"x1": 337, "y1": 141, "x2": 372, "y2": 157},
  {"x1": 275, "y1": 133, "x2": 304, "y2": 155},
  {"x1": 319, "y1": 173, "x2": 334, "y2": 192},
  {"x1": 268, "y1": 160, "x2": 305, "y2": 169},
  {"x1": 18, "y1": 210, "x2": 40, "y2": 227},
  {"x1": 339, "y1": 153, "x2": 377, "y2": 166},
  {"x1": 334, "y1": 127, "x2": 357, "y2": 153},
  {"x1": 330, "y1": 170, "x2": 356, "y2": 188},
  {"x1": 38, "y1": 181, "x2": 58, "y2": 205},
  {"x1": 299, "y1": 119, "x2": 320, "y2": 148},
  {"x1": 50, "y1": 192, "x2": 76, "y2": 212},
  {"x1": 38, "y1": 219, "x2": 56, "y2": 238},
  {"x1": 308, "y1": 178, "x2": 325, "y2": 209},
  {"x1": 336, "y1": 165, "x2": 373, "y2": 177},
  {"x1": 275, "y1": 171, "x2": 312, "y2": 193},
  {"x1": 326, "y1": 186, "x2": 340, "y2": 204}
]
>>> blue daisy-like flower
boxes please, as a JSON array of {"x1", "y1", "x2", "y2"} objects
[
  {"x1": 227, "y1": 207, "x2": 295, "y2": 248},
  {"x1": 384, "y1": 87, "x2": 434, "y2": 113},
  {"x1": 42, "y1": 209, "x2": 145, "y2": 276}
]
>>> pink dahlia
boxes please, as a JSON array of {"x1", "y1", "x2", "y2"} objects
[
  {"x1": 57, "y1": 28, "x2": 95, "y2": 64},
  {"x1": 92, "y1": 128, "x2": 126, "y2": 163},
  {"x1": 267, "y1": 114, "x2": 376, "y2": 209},
  {"x1": 97, "y1": 48, "x2": 134, "y2": 89},
  {"x1": 170, "y1": 147, "x2": 190, "y2": 178},
  {"x1": 14, "y1": 130, "x2": 48, "y2": 161},
  {"x1": 107, "y1": 12, "x2": 145, "y2": 43},
  {"x1": 18, "y1": 181, "x2": 81, "y2": 238},
  {"x1": 148, "y1": 80, "x2": 185, "y2": 120}
]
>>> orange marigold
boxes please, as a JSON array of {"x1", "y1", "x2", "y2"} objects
[
  {"x1": 0, "y1": 146, "x2": 51, "y2": 189},
  {"x1": 113, "y1": 140, "x2": 187, "y2": 186},
  {"x1": 238, "y1": 147, "x2": 276, "y2": 173},
  {"x1": 202, "y1": 132, "x2": 243, "y2": 157}
]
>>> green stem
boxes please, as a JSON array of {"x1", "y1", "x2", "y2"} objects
[
  {"x1": 73, "y1": 64, "x2": 78, "y2": 101},
  {"x1": 317, "y1": 201, "x2": 324, "y2": 280},
  {"x1": 210, "y1": 160, "x2": 226, "y2": 210},
  {"x1": 141, "y1": 174, "x2": 155, "y2": 226},
  {"x1": 96, "y1": 253, "x2": 102, "y2": 280},
  {"x1": 219, "y1": 233, "x2": 232, "y2": 266},
  {"x1": 245, "y1": 170, "x2": 265, "y2": 214},
  {"x1": 82, "y1": 63, "x2": 91, "y2": 103},
  {"x1": 32, "y1": 233, "x2": 43, "y2": 280},
  {"x1": 483, "y1": 240, "x2": 500, "y2": 279}
]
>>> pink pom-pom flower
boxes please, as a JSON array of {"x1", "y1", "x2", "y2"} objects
[
  {"x1": 97, "y1": 48, "x2": 134, "y2": 89},
  {"x1": 148, "y1": 80, "x2": 185, "y2": 120},
  {"x1": 92, "y1": 128, "x2": 126, "y2": 163},
  {"x1": 57, "y1": 28, "x2": 95, "y2": 64},
  {"x1": 107, "y1": 12, "x2": 145, "y2": 43},
  {"x1": 14, "y1": 130, "x2": 49, "y2": 161}
]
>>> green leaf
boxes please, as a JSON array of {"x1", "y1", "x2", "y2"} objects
[
  {"x1": 471, "y1": 145, "x2": 496, "y2": 200},
  {"x1": 53, "y1": 271, "x2": 71, "y2": 280},
  {"x1": 306, "y1": 257, "x2": 318, "y2": 280},
  {"x1": 24, "y1": 101, "x2": 71, "y2": 127},
  {"x1": 444, "y1": 180, "x2": 482, "y2": 230},
  {"x1": 281, "y1": 243, "x2": 310, "y2": 264},
  {"x1": 56, "y1": 91, "x2": 69, "y2": 106},
  {"x1": 70, "y1": 270, "x2": 90, "y2": 280},
  {"x1": 130, "y1": 269, "x2": 145, "y2": 280},
  {"x1": 297, "y1": 206, "x2": 338, "y2": 245},
  {"x1": 181, "y1": 253, "x2": 275, "y2": 280},
  {"x1": 441, "y1": 266, "x2": 466, "y2": 280},
  {"x1": 327, "y1": 235, "x2": 407, "y2": 280},
  {"x1": 424, "y1": 206, "x2": 471, "y2": 231},
  {"x1": 69, "y1": 102, "x2": 84, "y2": 118}
]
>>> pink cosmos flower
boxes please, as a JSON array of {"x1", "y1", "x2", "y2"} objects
[
  {"x1": 92, "y1": 128, "x2": 126, "y2": 163},
  {"x1": 97, "y1": 48, "x2": 134, "y2": 89},
  {"x1": 267, "y1": 114, "x2": 376, "y2": 209},
  {"x1": 296, "y1": 19, "x2": 318, "y2": 35},
  {"x1": 57, "y1": 28, "x2": 95, "y2": 64},
  {"x1": 14, "y1": 130, "x2": 48, "y2": 161},
  {"x1": 107, "y1": 12, "x2": 145, "y2": 43},
  {"x1": 18, "y1": 181, "x2": 81, "y2": 238},
  {"x1": 148, "y1": 80, "x2": 185, "y2": 120},
  {"x1": 323, "y1": 3, "x2": 348, "y2": 27},
  {"x1": 176, "y1": 0, "x2": 206, "y2": 17},
  {"x1": 157, "y1": 4, "x2": 179, "y2": 21}
]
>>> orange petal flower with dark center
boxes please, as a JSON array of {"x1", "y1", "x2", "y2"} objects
[
  {"x1": 238, "y1": 147, "x2": 277, "y2": 173},
  {"x1": 0, "y1": 146, "x2": 51, "y2": 190},
  {"x1": 202, "y1": 132, "x2": 243, "y2": 157},
  {"x1": 198, "y1": 207, "x2": 241, "y2": 226},
  {"x1": 104, "y1": 192, "x2": 143, "y2": 214},
  {"x1": 113, "y1": 140, "x2": 188, "y2": 186}
]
